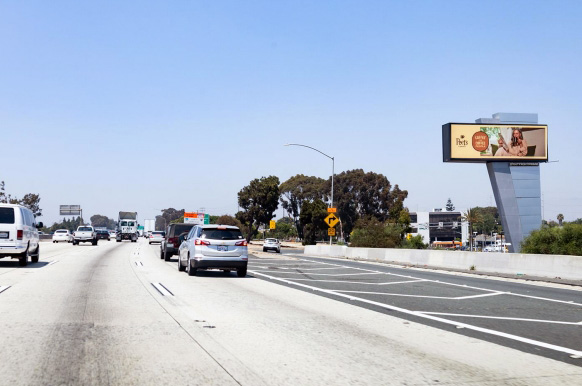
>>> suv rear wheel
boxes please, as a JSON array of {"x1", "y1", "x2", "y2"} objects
[
  {"x1": 187, "y1": 259, "x2": 197, "y2": 276},
  {"x1": 237, "y1": 267, "x2": 247, "y2": 277},
  {"x1": 178, "y1": 256, "x2": 185, "y2": 272}
]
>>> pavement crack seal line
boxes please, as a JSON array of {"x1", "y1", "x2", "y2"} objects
[
  {"x1": 128, "y1": 249, "x2": 265, "y2": 386},
  {"x1": 249, "y1": 270, "x2": 582, "y2": 359}
]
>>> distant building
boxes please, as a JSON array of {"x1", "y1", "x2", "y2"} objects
[{"x1": 409, "y1": 209, "x2": 468, "y2": 246}]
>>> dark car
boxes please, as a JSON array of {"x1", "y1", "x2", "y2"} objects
[
  {"x1": 96, "y1": 230, "x2": 111, "y2": 241},
  {"x1": 160, "y1": 223, "x2": 196, "y2": 261}
]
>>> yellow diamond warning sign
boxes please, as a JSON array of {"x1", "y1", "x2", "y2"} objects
[{"x1": 324, "y1": 213, "x2": 339, "y2": 228}]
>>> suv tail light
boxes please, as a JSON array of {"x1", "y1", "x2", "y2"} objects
[
  {"x1": 195, "y1": 239, "x2": 210, "y2": 246},
  {"x1": 235, "y1": 240, "x2": 247, "y2": 246},
  {"x1": 168, "y1": 237, "x2": 178, "y2": 245},
  {"x1": 17, "y1": 230, "x2": 23, "y2": 240}
]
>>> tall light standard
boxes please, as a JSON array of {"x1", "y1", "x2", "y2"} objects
[{"x1": 284, "y1": 143, "x2": 334, "y2": 245}]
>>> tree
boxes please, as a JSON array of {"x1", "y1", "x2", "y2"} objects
[
  {"x1": 268, "y1": 217, "x2": 298, "y2": 240},
  {"x1": 279, "y1": 175, "x2": 326, "y2": 238},
  {"x1": 90, "y1": 214, "x2": 116, "y2": 229},
  {"x1": 557, "y1": 213, "x2": 564, "y2": 226},
  {"x1": 330, "y1": 169, "x2": 408, "y2": 240},
  {"x1": 445, "y1": 198, "x2": 455, "y2": 211},
  {"x1": 215, "y1": 215, "x2": 243, "y2": 227},
  {"x1": 236, "y1": 176, "x2": 280, "y2": 242},
  {"x1": 0, "y1": 181, "x2": 42, "y2": 217},
  {"x1": 462, "y1": 208, "x2": 482, "y2": 251},
  {"x1": 299, "y1": 199, "x2": 328, "y2": 245},
  {"x1": 156, "y1": 208, "x2": 185, "y2": 230},
  {"x1": 521, "y1": 224, "x2": 582, "y2": 255}
]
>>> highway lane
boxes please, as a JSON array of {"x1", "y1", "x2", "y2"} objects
[{"x1": 0, "y1": 239, "x2": 581, "y2": 385}]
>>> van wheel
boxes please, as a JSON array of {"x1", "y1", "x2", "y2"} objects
[
  {"x1": 18, "y1": 248, "x2": 29, "y2": 267},
  {"x1": 31, "y1": 245, "x2": 40, "y2": 263}
]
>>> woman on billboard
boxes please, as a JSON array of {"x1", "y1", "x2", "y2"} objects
[{"x1": 495, "y1": 128, "x2": 528, "y2": 156}]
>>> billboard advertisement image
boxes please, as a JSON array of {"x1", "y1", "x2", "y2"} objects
[{"x1": 443, "y1": 123, "x2": 548, "y2": 162}]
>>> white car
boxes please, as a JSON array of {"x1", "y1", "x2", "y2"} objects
[
  {"x1": 178, "y1": 225, "x2": 248, "y2": 277},
  {"x1": 148, "y1": 231, "x2": 165, "y2": 244},
  {"x1": 263, "y1": 238, "x2": 281, "y2": 253},
  {"x1": 0, "y1": 204, "x2": 42, "y2": 266},
  {"x1": 52, "y1": 229, "x2": 73, "y2": 243}
]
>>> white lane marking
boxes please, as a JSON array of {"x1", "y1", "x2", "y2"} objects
[
  {"x1": 297, "y1": 257, "x2": 580, "y2": 302},
  {"x1": 134, "y1": 261, "x2": 144, "y2": 267},
  {"x1": 453, "y1": 292, "x2": 505, "y2": 300},
  {"x1": 505, "y1": 292, "x2": 582, "y2": 307},
  {"x1": 0, "y1": 285, "x2": 11, "y2": 294},
  {"x1": 151, "y1": 282, "x2": 174, "y2": 297},
  {"x1": 275, "y1": 278, "x2": 428, "y2": 286},
  {"x1": 417, "y1": 312, "x2": 582, "y2": 325},
  {"x1": 47, "y1": 260, "x2": 59, "y2": 266},
  {"x1": 330, "y1": 290, "x2": 457, "y2": 299},
  {"x1": 250, "y1": 266, "x2": 343, "y2": 271},
  {"x1": 250, "y1": 270, "x2": 582, "y2": 358},
  {"x1": 250, "y1": 271, "x2": 381, "y2": 277}
]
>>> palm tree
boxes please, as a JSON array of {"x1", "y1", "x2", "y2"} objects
[
  {"x1": 557, "y1": 213, "x2": 564, "y2": 226},
  {"x1": 462, "y1": 208, "x2": 482, "y2": 251}
]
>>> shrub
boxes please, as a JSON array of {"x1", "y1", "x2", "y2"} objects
[
  {"x1": 349, "y1": 217, "x2": 404, "y2": 248},
  {"x1": 400, "y1": 235, "x2": 428, "y2": 249},
  {"x1": 521, "y1": 224, "x2": 582, "y2": 255}
]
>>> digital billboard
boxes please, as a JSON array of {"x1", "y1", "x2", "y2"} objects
[{"x1": 443, "y1": 123, "x2": 548, "y2": 162}]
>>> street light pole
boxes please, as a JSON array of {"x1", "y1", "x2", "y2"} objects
[{"x1": 285, "y1": 143, "x2": 335, "y2": 246}]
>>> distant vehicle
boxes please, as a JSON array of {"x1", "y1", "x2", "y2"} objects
[
  {"x1": 178, "y1": 224, "x2": 248, "y2": 277},
  {"x1": 160, "y1": 223, "x2": 195, "y2": 261},
  {"x1": 52, "y1": 229, "x2": 73, "y2": 243},
  {"x1": 116, "y1": 211, "x2": 138, "y2": 242},
  {"x1": 263, "y1": 238, "x2": 281, "y2": 253},
  {"x1": 0, "y1": 204, "x2": 42, "y2": 266},
  {"x1": 144, "y1": 219, "x2": 155, "y2": 236},
  {"x1": 149, "y1": 231, "x2": 165, "y2": 244},
  {"x1": 73, "y1": 226, "x2": 98, "y2": 245},
  {"x1": 96, "y1": 230, "x2": 111, "y2": 241}
]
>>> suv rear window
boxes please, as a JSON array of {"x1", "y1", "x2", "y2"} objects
[
  {"x1": 170, "y1": 224, "x2": 194, "y2": 237},
  {"x1": 0, "y1": 208, "x2": 15, "y2": 224},
  {"x1": 56, "y1": 230, "x2": 68, "y2": 233},
  {"x1": 201, "y1": 228, "x2": 243, "y2": 240},
  {"x1": 152, "y1": 231, "x2": 164, "y2": 235}
]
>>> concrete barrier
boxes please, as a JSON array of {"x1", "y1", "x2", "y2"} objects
[{"x1": 304, "y1": 245, "x2": 582, "y2": 281}]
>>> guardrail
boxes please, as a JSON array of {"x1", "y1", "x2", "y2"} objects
[{"x1": 304, "y1": 245, "x2": 582, "y2": 281}]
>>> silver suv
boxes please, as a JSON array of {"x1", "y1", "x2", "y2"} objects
[
  {"x1": 0, "y1": 204, "x2": 42, "y2": 266},
  {"x1": 178, "y1": 225, "x2": 248, "y2": 277},
  {"x1": 263, "y1": 238, "x2": 281, "y2": 253}
]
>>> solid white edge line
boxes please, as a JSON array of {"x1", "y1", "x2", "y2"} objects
[
  {"x1": 454, "y1": 292, "x2": 505, "y2": 300},
  {"x1": 268, "y1": 278, "x2": 428, "y2": 285},
  {"x1": 418, "y1": 312, "x2": 582, "y2": 325},
  {"x1": 247, "y1": 271, "x2": 380, "y2": 277},
  {"x1": 0, "y1": 285, "x2": 11, "y2": 294},
  {"x1": 249, "y1": 270, "x2": 582, "y2": 357},
  {"x1": 505, "y1": 292, "x2": 582, "y2": 307}
]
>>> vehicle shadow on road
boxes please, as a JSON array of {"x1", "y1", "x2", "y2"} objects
[
  {"x1": 0, "y1": 261, "x2": 51, "y2": 269},
  {"x1": 193, "y1": 270, "x2": 254, "y2": 279}
]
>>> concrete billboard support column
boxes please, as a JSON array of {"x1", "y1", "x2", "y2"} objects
[
  {"x1": 477, "y1": 113, "x2": 542, "y2": 253},
  {"x1": 487, "y1": 162, "x2": 541, "y2": 253}
]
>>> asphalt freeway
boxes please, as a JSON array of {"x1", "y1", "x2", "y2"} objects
[
  {"x1": 0, "y1": 239, "x2": 580, "y2": 385},
  {"x1": 250, "y1": 249, "x2": 582, "y2": 367}
]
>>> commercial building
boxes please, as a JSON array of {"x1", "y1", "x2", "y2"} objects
[{"x1": 409, "y1": 209, "x2": 469, "y2": 246}]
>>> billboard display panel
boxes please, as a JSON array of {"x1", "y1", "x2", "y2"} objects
[{"x1": 443, "y1": 123, "x2": 548, "y2": 162}]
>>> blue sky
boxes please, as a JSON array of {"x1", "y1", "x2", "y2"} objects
[{"x1": 1, "y1": 0, "x2": 581, "y2": 225}]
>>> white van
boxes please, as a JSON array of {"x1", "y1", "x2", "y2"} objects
[{"x1": 0, "y1": 204, "x2": 43, "y2": 266}]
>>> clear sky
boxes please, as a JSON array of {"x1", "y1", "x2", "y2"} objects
[{"x1": 1, "y1": 0, "x2": 581, "y2": 226}]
